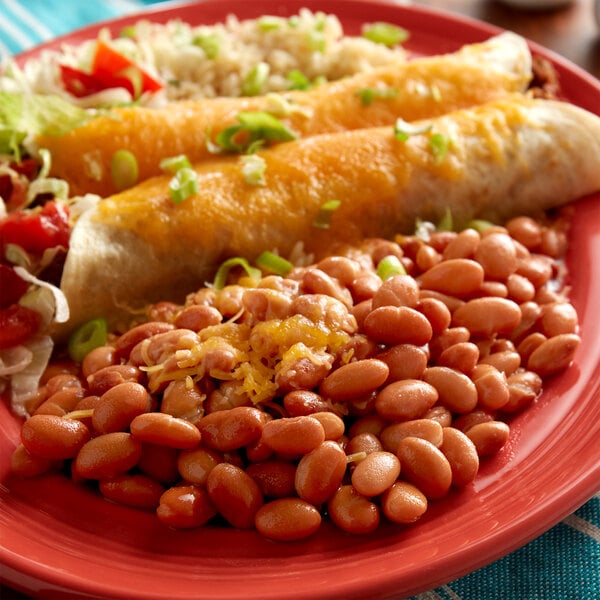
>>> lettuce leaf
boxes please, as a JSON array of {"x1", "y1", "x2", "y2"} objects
[{"x1": 0, "y1": 91, "x2": 90, "y2": 160}]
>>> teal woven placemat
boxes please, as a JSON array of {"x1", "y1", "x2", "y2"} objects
[{"x1": 1, "y1": 1, "x2": 598, "y2": 598}]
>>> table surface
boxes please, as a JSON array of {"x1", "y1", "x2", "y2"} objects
[
  {"x1": 0, "y1": 1, "x2": 599, "y2": 599},
  {"x1": 422, "y1": 0, "x2": 599, "y2": 77}
]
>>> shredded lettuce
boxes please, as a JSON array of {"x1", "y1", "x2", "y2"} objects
[{"x1": 0, "y1": 91, "x2": 91, "y2": 160}]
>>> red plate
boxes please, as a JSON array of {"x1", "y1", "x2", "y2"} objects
[{"x1": 1, "y1": 1, "x2": 599, "y2": 599}]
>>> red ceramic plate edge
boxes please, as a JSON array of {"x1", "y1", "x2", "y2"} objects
[{"x1": 2, "y1": 1, "x2": 600, "y2": 599}]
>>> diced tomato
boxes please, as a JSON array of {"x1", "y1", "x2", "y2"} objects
[
  {"x1": 59, "y1": 64, "x2": 108, "y2": 98},
  {"x1": 59, "y1": 40, "x2": 163, "y2": 98},
  {"x1": 0, "y1": 264, "x2": 29, "y2": 309},
  {"x1": 0, "y1": 201, "x2": 70, "y2": 255},
  {"x1": 0, "y1": 304, "x2": 41, "y2": 349}
]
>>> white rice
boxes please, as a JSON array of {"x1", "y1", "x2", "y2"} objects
[{"x1": 0, "y1": 9, "x2": 407, "y2": 106}]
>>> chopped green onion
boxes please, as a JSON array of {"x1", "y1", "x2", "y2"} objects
[
  {"x1": 466, "y1": 218, "x2": 495, "y2": 233},
  {"x1": 307, "y1": 29, "x2": 326, "y2": 52},
  {"x1": 286, "y1": 69, "x2": 311, "y2": 90},
  {"x1": 68, "y1": 318, "x2": 108, "y2": 363},
  {"x1": 242, "y1": 62, "x2": 270, "y2": 96},
  {"x1": 430, "y1": 84, "x2": 442, "y2": 103},
  {"x1": 240, "y1": 154, "x2": 267, "y2": 186},
  {"x1": 355, "y1": 87, "x2": 399, "y2": 106},
  {"x1": 377, "y1": 255, "x2": 407, "y2": 280},
  {"x1": 393, "y1": 118, "x2": 432, "y2": 142},
  {"x1": 313, "y1": 199, "x2": 341, "y2": 229},
  {"x1": 212, "y1": 257, "x2": 262, "y2": 289},
  {"x1": 209, "y1": 111, "x2": 298, "y2": 154},
  {"x1": 192, "y1": 33, "x2": 220, "y2": 59},
  {"x1": 437, "y1": 207, "x2": 453, "y2": 231},
  {"x1": 160, "y1": 154, "x2": 192, "y2": 174},
  {"x1": 110, "y1": 149, "x2": 138, "y2": 191},
  {"x1": 362, "y1": 22, "x2": 409, "y2": 47},
  {"x1": 120, "y1": 25, "x2": 137, "y2": 39},
  {"x1": 288, "y1": 16, "x2": 300, "y2": 28},
  {"x1": 258, "y1": 16, "x2": 282, "y2": 31},
  {"x1": 256, "y1": 251, "x2": 293, "y2": 275},
  {"x1": 168, "y1": 167, "x2": 198, "y2": 203},
  {"x1": 429, "y1": 133, "x2": 450, "y2": 162}
]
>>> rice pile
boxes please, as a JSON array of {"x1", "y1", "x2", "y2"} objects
[{"x1": 1, "y1": 9, "x2": 407, "y2": 105}]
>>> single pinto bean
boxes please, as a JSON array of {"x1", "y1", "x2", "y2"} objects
[
  {"x1": 157, "y1": 485, "x2": 216, "y2": 529},
  {"x1": 130, "y1": 413, "x2": 201, "y2": 449},
  {"x1": 255, "y1": 498, "x2": 321, "y2": 541},
  {"x1": 92, "y1": 381, "x2": 151, "y2": 434},
  {"x1": 442, "y1": 228, "x2": 480, "y2": 259},
  {"x1": 474, "y1": 232, "x2": 518, "y2": 280},
  {"x1": 246, "y1": 461, "x2": 297, "y2": 498},
  {"x1": 99, "y1": 474, "x2": 164, "y2": 509},
  {"x1": 418, "y1": 258, "x2": 484, "y2": 297},
  {"x1": 538, "y1": 303, "x2": 579, "y2": 337},
  {"x1": 440, "y1": 427, "x2": 479, "y2": 487},
  {"x1": 295, "y1": 441, "x2": 347, "y2": 504},
  {"x1": 114, "y1": 321, "x2": 174, "y2": 360},
  {"x1": 375, "y1": 379, "x2": 438, "y2": 421},
  {"x1": 320, "y1": 359, "x2": 389, "y2": 401},
  {"x1": 473, "y1": 367, "x2": 510, "y2": 411},
  {"x1": 196, "y1": 406, "x2": 265, "y2": 451},
  {"x1": 527, "y1": 333, "x2": 581, "y2": 376},
  {"x1": 363, "y1": 306, "x2": 432, "y2": 346},
  {"x1": 345, "y1": 432, "x2": 383, "y2": 456},
  {"x1": 380, "y1": 419, "x2": 443, "y2": 452},
  {"x1": 174, "y1": 304, "x2": 222, "y2": 331},
  {"x1": 415, "y1": 297, "x2": 451, "y2": 334},
  {"x1": 206, "y1": 463, "x2": 264, "y2": 529},
  {"x1": 74, "y1": 432, "x2": 142, "y2": 480},
  {"x1": 396, "y1": 437, "x2": 452, "y2": 499},
  {"x1": 378, "y1": 344, "x2": 428, "y2": 382},
  {"x1": 466, "y1": 421, "x2": 510, "y2": 457},
  {"x1": 371, "y1": 274, "x2": 420, "y2": 309},
  {"x1": 351, "y1": 451, "x2": 401, "y2": 497},
  {"x1": 452, "y1": 297, "x2": 521, "y2": 337},
  {"x1": 283, "y1": 390, "x2": 330, "y2": 416},
  {"x1": 422, "y1": 367, "x2": 478, "y2": 414},
  {"x1": 437, "y1": 342, "x2": 480, "y2": 374},
  {"x1": 381, "y1": 481, "x2": 428, "y2": 524},
  {"x1": 327, "y1": 485, "x2": 380, "y2": 534},
  {"x1": 86, "y1": 364, "x2": 143, "y2": 396},
  {"x1": 21, "y1": 414, "x2": 90, "y2": 460},
  {"x1": 177, "y1": 446, "x2": 223, "y2": 485},
  {"x1": 309, "y1": 412, "x2": 345, "y2": 441},
  {"x1": 260, "y1": 416, "x2": 325, "y2": 455}
]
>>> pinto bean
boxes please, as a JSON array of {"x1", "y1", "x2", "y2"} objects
[
  {"x1": 196, "y1": 406, "x2": 265, "y2": 451},
  {"x1": 527, "y1": 333, "x2": 581, "y2": 376},
  {"x1": 474, "y1": 232, "x2": 518, "y2": 280},
  {"x1": 377, "y1": 344, "x2": 428, "y2": 382},
  {"x1": 255, "y1": 498, "x2": 321, "y2": 541},
  {"x1": 371, "y1": 274, "x2": 420, "y2": 309},
  {"x1": 466, "y1": 421, "x2": 510, "y2": 457},
  {"x1": 74, "y1": 432, "x2": 142, "y2": 480},
  {"x1": 375, "y1": 379, "x2": 438, "y2": 421},
  {"x1": 157, "y1": 485, "x2": 216, "y2": 529},
  {"x1": 295, "y1": 441, "x2": 347, "y2": 504},
  {"x1": 452, "y1": 297, "x2": 521, "y2": 338},
  {"x1": 440, "y1": 427, "x2": 479, "y2": 487},
  {"x1": 351, "y1": 451, "x2": 401, "y2": 497},
  {"x1": 174, "y1": 305, "x2": 222, "y2": 331},
  {"x1": 381, "y1": 481, "x2": 428, "y2": 524},
  {"x1": 418, "y1": 258, "x2": 484, "y2": 297},
  {"x1": 415, "y1": 297, "x2": 451, "y2": 334},
  {"x1": 380, "y1": 419, "x2": 443, "y2": 452},
  {"x1": 327, "y1": 485, "x2": 380, "y2": 534},
  {"x1": 396, "y1": 437, "x2": 452, "y2": 499},
  {"x1": 130, "y1": 413, "x2": 201, "y2": 449},
  {"x1": 114, "y1": 321, "x2": 175, "y2": 360},
  {"x1": 21, "y1": 414, "x2": 90, "y2": 460},
  {"x1": 363, "y1": 305, "x2": 432, "y2": 346},
  {"x1": 437, "y1": 342, "x2": 480, "y2": 374},
  {"x1": 442, "y1": 228, "x2": 480, "y2": 259},
  {"x1": 260, "y1": 416, "x2": 325, "y2": 455},
  {"x1": 538, "y1": 303, "x2": 579, "y2": 337},
  {"x1": 422, "y1": 367, "x2": 478, "y2": 414},
  {"x1": 320, "y1": 359, "x2": 389, "y2": 401}
]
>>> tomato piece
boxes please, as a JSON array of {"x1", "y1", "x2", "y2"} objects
[
  {"x1": 0, "y1": 201, "x2": 70, "y2": 255},
  {"x1": 59, "y1": 64, "x2": 107, "y2": 98},
  {"x1": 91, "y1": 40, "x2": 163, "y2": 97},
  {"x1": 0, "y1": 304, "x2": 41, "y2": 349},
  {"x1": 0, "y1": 264, "x2": 29, "y2": 309}
]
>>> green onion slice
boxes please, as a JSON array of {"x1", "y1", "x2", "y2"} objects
[
  {"x1": 168, "y1": 167, "x2": 198, "y2": 203},
  {"x1": 437, "y1": 207, "x2": 453, "y2": 232},
  {"x1": 240, "y1": 154, "x2": 267, "y2": 186},
  {"x1": 355, "y1": 87, "x2": 399, "y2": 106},
  {"x1": 160, "y1": 154, "x2": 192, "y2": 174},
  {"x1": 241, "y1": 62, "x2": 270, "y2": 96},
  {"x1": 286, "y1": 69, "x2": 311, "y2": 90},
  {"x1": 393, "y1": 118, "x2": 432, "y2": 142},
  {"x1": 466, "y1": 218, "x2": 495, "y2": 233},
  {"x1": 256, "y1": 251, "x2": 293, "y2": 275},
  {"x1": 110, "y1": 149, "x2": 138, "y2": 191},
  {"x1": 192, "y1": 33, "x2": 220, "y2": 59},
  {"x1": 212, "y1": 257, "x2": 262, "y2": 289},
  {"x1": 429, "y1": 132, "x2": 450, "y2": 162},
  {"x1": 209, "y1": 111, "x2": 297, "y2": 155},
  {"x1": 68, "y1": 317, "x2": 108, "y2": 363},
  {"x1": 313, "y1": 199, "x2": 341, "y2": 229},
  {"x1": 258, "y1": 16, "x2": 282, "y2": 31},
  {"x1": 377, "y1": 255, "x2": 407, "y2": 280},
  {"x1": 362, "y1": 22, "x2": 409, "y2": 47}
]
